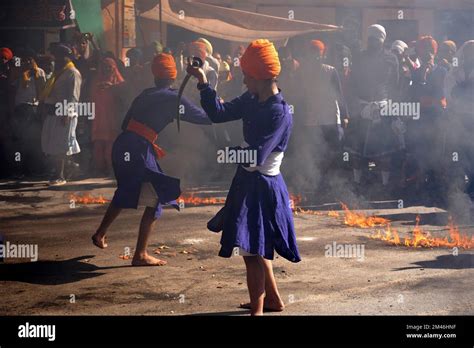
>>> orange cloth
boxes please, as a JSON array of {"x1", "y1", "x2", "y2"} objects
[
  {"x1": 151, "y1": 53, "x2": 177, "y2": 80},
  {"x1": 310, "y1": 40, "x2": 325, "y2": 55},
  {"x1": 240, "y1": 39, "x2": 281, "y2": 80},
  {"x1": 416, "y1": 36, "x2": 438, "y2": 56},
  {"x1": 0, "y1": 47, "x2": 13, "y2": 61},
  {"x1": 188, "y1": 41, "x2": 208, "y2": 61},
  {"x1": 126, "y1": 119, "x2": 166, "y2": 159}
]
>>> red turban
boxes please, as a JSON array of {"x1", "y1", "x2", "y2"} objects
[
  {"x1": 311, "y1": 40, "x2": 326, "y2": 56},
  {"x1": 0, "y1": 47, "x2": 13, "y2": 61},
  {"x1": 240, "y1": 39, "x2": 281, "y2": 80},
  {"x1": 188, "y1": 41, "x2": 208, "y2": 61},
  {"x1": 416, "y1": 36, "x2": 438, "y2": 56},
  {"x1": 151, "y1": 53, "x2": 177, "y2": 80}
]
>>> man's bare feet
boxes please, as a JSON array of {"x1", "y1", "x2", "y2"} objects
[
  {"x1": 132, "y1": 253, "x2": 167, "y2": 266},
  {"x1": 239, "y1": 297, "x2": 285, "y2": 312},
  {"x1": 91, "y1": 233, "x2": 108, "y2": 249}
]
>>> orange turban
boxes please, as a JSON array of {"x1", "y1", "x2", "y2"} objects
[
  {"x1": 416, "y1": 36, "x2": 438, "y2": 56},
  {"x1": 0, "y1": 47, "x2": 13, "y2": 61},
  {"x1": 311, "y1": 40, "x2": 325, "y2": 56},
  {"x1": 188, "y1": 41, "x2": 208, "y2": 61},
  {"x1": 151, "y1": 53, "x2": 177, "y2": 80},
  {"x1": 240, "y1": 39, "x2": 281, "y2": 80}
]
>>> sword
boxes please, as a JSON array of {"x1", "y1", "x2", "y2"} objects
[{"x1": 176, "y1": 56, "x2": 203, "y2": 132}]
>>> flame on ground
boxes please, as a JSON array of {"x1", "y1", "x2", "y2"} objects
[
  {"x1": 340, "y1": 202, "x2": 391, "y2": 228},
  {"x1": 293, "y1": 207, "x2": 338, "y2": 217},
  {"x1": 370, "y1": 216, "x2": 474, "y2": 249},
  {"x1": 292, "y1": 197, "x2": 473, "y2": 249},
  {"x1": 69, "y1": 193, "x2": 109, "y2": 204},
  {"x1": 294, "y1": 201, "x2": 388, "y2": 227},
  {"x1": 178, "y1": 194, "x2": 225, "y2": 206}
]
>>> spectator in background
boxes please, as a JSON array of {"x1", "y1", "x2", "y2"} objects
[
  {"x1": 197, "y1": 37, "x2": 220, "y2": 73},
  {"x1": 276, "y1": 46, "x2": 299, "y2": 106},
  {"x1": 152, "y1": 41, "x2": 164, "y2": 56},
  {"x1": 72, "y1": 33, "x2": 99, "y2": 177},
  {"x1": 143, "y1": 41, "x2": 163, "y2": 65},
  {"x1": 332, "y1": 42, "x2": 352, "y2": 96},
  {"x1": 409, "y1": 36, "x2": 447, "y2": 193},
  {"x1": 173, "y1": 41, "x2": 186, "y2": 79},
  {"x1": 217, "y1": 56, "x2": 233, "y2": 100},
  {"x1": 104, "y1": 51, "x2": 126, "y2": 77},
  {"x1": 125, "y1": 47, "x2": 143, "y2": 70},
  {"x1": 213, "y1": 51, "x2": 223, "y2": 76},
  {"x1": 445, "y1": 40, "x2": 474, "y2": 196},
  {"x1": 292, "y1": 40, "x2": 348, "y2": 194},
  {"x1": 10, "y1": 48, "x2": 47, "y2": 177},
  {"x1": 390, "y1": 40, "x2": 412, "y2": 188},
  {"x1": 0, "y1": 47, "x2": 15, "y2": 178},
  {"x1": 391, "y1": 40, "x2": 411, "y2": 101},
  {"x1": 342, "y1": 16, "x2": 363, "y2": 57},
  {"x1": 72, "y1": 32, "x2": 97, "y2": 102},
  {"x1": 40, "y1": 44, "x2": 82, "y2": 186},
  {"x1": 344, "y1": 24, "x2": 400, "y2": 192},
  {"x1": 36, "y1": 54, "x2": 55, "y2": 80},
  {"x1": 91, "y1": 58, "x2": 125, "y2": 176},
  {"x1": 226, "y1": 46, "x2": 245, "y2": 96},
  {"x1": 437, "y1": 40, "x2": 457, "y2": 71},
  {"x1": 189, "y1": 41, "x2": 218, "y2": 90},
  {"x1": 407, "y1": 40, "x2": 421, "y2": 70},
  {"x1": 141, "y1": 41, "x2": 163, "y2": 79},
  {"x1": 123, "y1": 48, "x2": 153, "y2": 109},
  {"x1": 138, "y1": 41, "x2": 164, "y2": 91},
  {"x1": 224, "y1": 54, "x2": 233, "y2": 67}
]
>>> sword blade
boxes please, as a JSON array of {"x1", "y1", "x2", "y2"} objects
[{"x1": 176, "y1": 74, "x2": 192, "y2": 133}]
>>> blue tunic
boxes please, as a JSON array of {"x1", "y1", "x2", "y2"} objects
[
  {"x1": 200, "y1": 86, "x2": 301, "y2": 262},
  {"x1": 111, "y1": 87, "x2": 210, "y2": 218}
]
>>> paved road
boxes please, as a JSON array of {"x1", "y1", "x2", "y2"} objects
[{"x1": 0, "y1": 178, "x2": 473, "y2": 315}]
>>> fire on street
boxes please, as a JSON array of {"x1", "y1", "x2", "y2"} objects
[{"x1": 0, "y1": 178, "x2": 472, "y2": 316}]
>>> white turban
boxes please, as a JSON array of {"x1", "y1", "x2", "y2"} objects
[
  {"x1": 391, "y1": 40, "x2": 408, "y2": 55},
  {"x1": 197, "y1": 37, "x2": 213, "y2": 55},
  {"x1": 368, "y1": 24, "x2": 386, "y2": 42}
]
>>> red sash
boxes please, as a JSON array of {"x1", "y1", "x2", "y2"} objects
[{"x1": 126, "y1": 119, "x2": 166, "y2": 159}]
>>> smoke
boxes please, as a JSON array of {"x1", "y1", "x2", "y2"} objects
[{"x1": 117, "y1": 24, "x2": 473, "y2": 219}]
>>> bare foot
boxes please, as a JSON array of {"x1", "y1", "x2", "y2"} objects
[
  {"x1": 239, "y1": 298, "x2": 285, "y2": 312},
  {"x1": 92, "y1": 233, "x2": 108, "y2": 249},
  {"x1": 132, "y1": 254, "x2": 167, "y2": 266}
]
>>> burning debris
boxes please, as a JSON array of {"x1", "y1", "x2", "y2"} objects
[
  {"x1": 327, "y1": 211, "x2": 340, "y2": 218},
  {"x1": 369, "y1": 216, "x2": 474, "y2": 249},
  {"x1": 340, "y1": 203, "x2": 391, "y2": 228},
  {"x1": 69, "y1": 193, "x2": 110, "y2": 204},
  {"x1": 178, "y1": 193, "x2": 226, "y2": 206},
  {"x1": 68, "y1": 192, "x2": 227, "y2": 206},
  {"x1": 69, "y1": 189, "x2": 473, "y2": 249},
  {"x1": 292, "y1": 198, "x2": 473, "y2": 249}
]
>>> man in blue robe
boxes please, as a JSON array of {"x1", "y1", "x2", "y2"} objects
[
  {"x1": 91, "y1": 53, "x2": 210, "y2": 266},
  {"x1": 187, "y1": 39, "x2": 301, "y2": 315}
]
